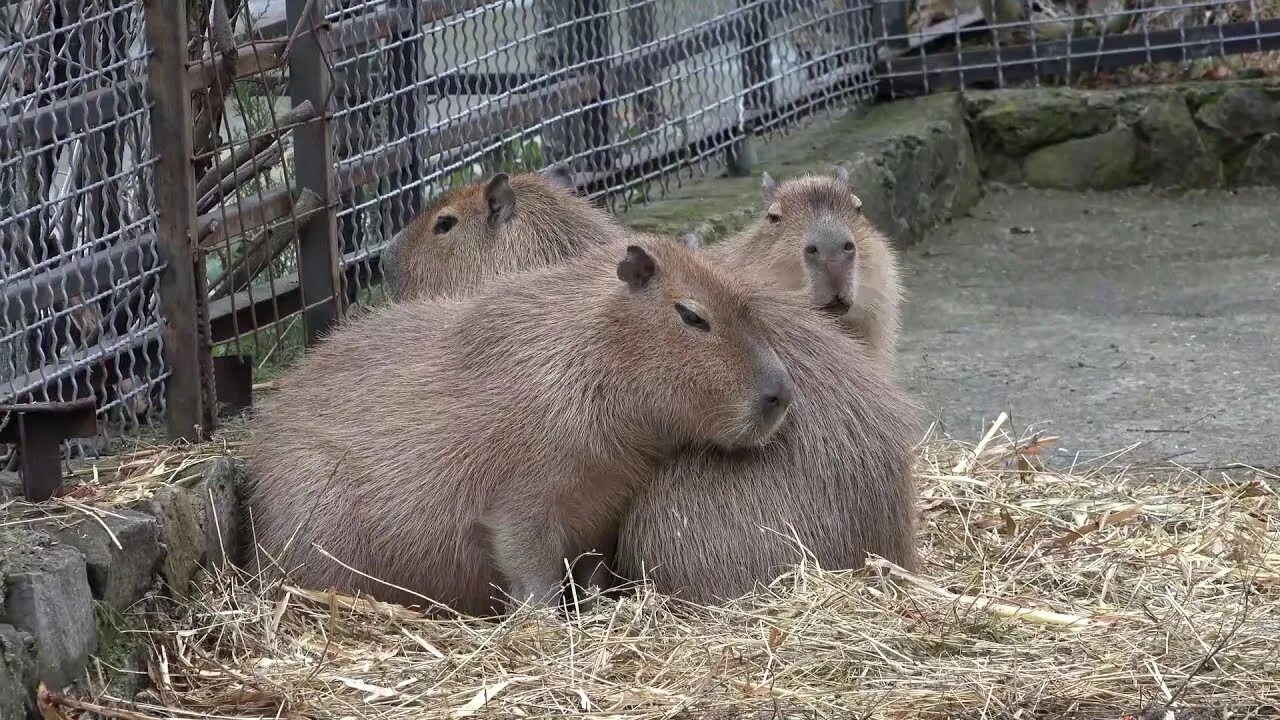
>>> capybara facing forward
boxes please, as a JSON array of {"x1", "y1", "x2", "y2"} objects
[
  {"x1": 246, "y1": 236, "x2": 795, "y2": 616},
  {"x1": 708, "y1": 168, "x2": 903, "y2": 370},
  {"x1": 380, "y1": 166, "x2": 624, "y2": 301},
  {"x1": 615, "y1": 290, "x2": 919, "y2": 604}
]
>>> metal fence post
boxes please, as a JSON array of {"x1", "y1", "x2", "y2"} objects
[
  {"x1": 287, "y1": 0, "x2": 342, "y2": 344},
  {"x1": 540, "y1": 0, "x2": 612, "y2": 173},
  {"x1": 144, "y1": 0, "x2": 214, "y2": 441}
]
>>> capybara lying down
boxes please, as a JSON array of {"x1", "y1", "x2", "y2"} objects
[
  {"x1": 246, "y1": 235, "x2": 795, "y2": 616},
  {"x1": 615, "y1": 288, "x2": 919, "y2": 604}
]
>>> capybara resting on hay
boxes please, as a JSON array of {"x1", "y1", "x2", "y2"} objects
[
  {"x1": 379, "y1": 166, "x2": 625, "y2": 301},
  {"x1": 707, "y1": 167, "x2": 903, "y2": 370},
  {"x1": 614, "y1": 290, "x2": 919, "y2": 604},
  {"x1": 246, "y1": 236, "x2": 796, "y2": 616}
]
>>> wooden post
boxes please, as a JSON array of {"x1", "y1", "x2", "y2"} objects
[
  {"x1": 144, "y1": 0, "x2": 214, "y2": 441},
  {"x1": 539, "y1": 0, "x2": 611, "y2": 173},
  {"x1": 287, "y1": 0, "x2": 342, "y2": 344}
]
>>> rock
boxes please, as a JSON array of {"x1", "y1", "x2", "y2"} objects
[
  {"x1": 0, "y1": 624, "x2": 36, "y2": 720},
  {"x1": 1195, "y1": 87, "x2": 1280, "y2": 150},
  {"x1": 0, "y1": 532, "x2": 96, "y2": 691},
  {"x1": 135, "y1": 456, "x2": 245, "y2": 594},
  {"x1": 1023, "y1": 126, "x2": 1138, "y2": 191},
  {"x1": 1135, "y1": 97, "x2": 1221, "y2": 188},
  {"x1": 970, "y1": 90, "x2": 1115, "y2": 157},
  {"x1": 1238, "y1": 133, "x2": 1280, "y2": 186},
  {"x1": 0, "y1": 472, "x2": 20, "y2": 501},
  {"x1": 193, "y1": 457, "x2": 243, "y2": 568},
  {"x1": 42, "y1": 509, "x2": 160, "y2": 612},
  {"x1": 138, "y1": 486, "x2": 205, "y2": 593}
]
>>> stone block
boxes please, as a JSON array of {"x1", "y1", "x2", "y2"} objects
[
  {"x1": 1238, "y1": 133, "x2": 1280, "y2": 186},
  {"x1": 193, "y1": 457, "x2": 244, "y2": 568},
  {"x1": 134, "y1": 455, "x2": 245, "y2": 594},
  {"x1": 1195, "y1": 86, "x2": 1280, "y2": 151},
  {"x1": 1135, "y1": 97, "x2": 1221, "y2": 188},
  {"x1": 137, "y1": 486, "x2": 205, "y2": 594},
  {"x1": 0, "y1": 624, "x2": 36, "y2": 720},
  {"x1": 0, "y1": 532, "x2": 96, "y2": 691},
  {"x1": 970, "y1": 90, "x2": 1116, "y2": 157},
  {"x1": 1023, "y1": 126, "x2": 1138, "y2": 191},
  {"x1": 42, "y1": 509, "x2": 160, "y2": 612}
]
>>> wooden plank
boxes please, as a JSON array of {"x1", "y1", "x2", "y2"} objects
[
  {"x1": 287, "y1": 0, "x2": 342, "y2": 344},
  {"x1": 334, "y1": 75, "x2": 600, "y2": 192},
  {"x1": 144, "y1": 0, "x2": 212, "y2": 441},
  {"x1": 0, "y1": 81, "x2": 145, "y2": 153},
  {"x1": 196, "y1": 187, "x2": 299, "y2": 249},
  {"x1": 185, "y1": 38, "x2": 289, "y2": 91}
]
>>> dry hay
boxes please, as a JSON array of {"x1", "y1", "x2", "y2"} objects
[{"x1": 45, "y1": 418, "x2": 1280, "y2": 720}]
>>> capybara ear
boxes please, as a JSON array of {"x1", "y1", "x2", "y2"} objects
[
  {"x1": 761, "y1": 171, "x2": 777, "y2": 205},
  {"x1": 486, "y1": 173, "x2": 516, "y2": 225},
  {"x1": 851, "y1": 192, "x2": 864, "y2": 212},
  {"x1": 617, "y1": 245, "x2": 658, "y2": 291},
  {"x1": 680, "y1": 232, "x2": 702, "y2": 251},
  {"x1": 833, "y1": 165, "x2": 850, "y2": 184},
  {"x1": 540, "y1": 163, "x2": 577, "y2": 192}
]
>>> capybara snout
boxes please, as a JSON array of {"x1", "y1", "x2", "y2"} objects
[{"x1": 755, "y1": 350, "x2": 794, "y2": 435}]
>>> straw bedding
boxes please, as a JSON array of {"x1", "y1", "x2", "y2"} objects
[{"x1": 28, "y1": 419, "x2": 1280, "y2": 719}]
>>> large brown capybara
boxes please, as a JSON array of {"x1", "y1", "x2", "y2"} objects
[
  {"x1": 614, "y1": 288, "x2": 919, "y2": 605},
  {"x1": 246, "y1": 236, "x2": 795, "y2": 617}
]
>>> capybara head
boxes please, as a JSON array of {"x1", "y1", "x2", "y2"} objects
[
  {"x1": 759, "y1": 167, "x2": 868, "y2": 315},
  {"x1": 381, "y1": 165, "x2": 622, "y2": 301},
  {"x1": 599, "y1": 237, "x2": 794, "y2": 449}
]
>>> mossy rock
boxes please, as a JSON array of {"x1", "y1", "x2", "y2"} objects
[
  {"x1": 1238, "y1": 133, "x2": 1280, "y2": 187},
  {"x1": 970, "y1": 90, "x2": 1116, "y2": 157},
  {"x1": 1195, "y1": 86, "x2": 1280, "y2": 151},
  {"x1": 1023, "y1": 126, "x2": 1139, "y2": 191},
  {"x1": 1134, "y1": 97, "x2": 1221, "y2": 189}
]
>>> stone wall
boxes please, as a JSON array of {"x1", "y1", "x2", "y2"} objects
[
  {"x1": 0, "y1": 457, "x2": 244, "y2": 718},
  {"x1": 965, "y1": 79, "x2": 1280, "y2": 190}
]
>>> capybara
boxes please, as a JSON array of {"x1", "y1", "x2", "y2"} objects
[
  {"x1": 614, "y1": 289, "x2": 919, "y2": 604},
  {"x1": 246, "y1": 236, "x2": 796, "y2": 616},
  {"x1": 379, "y1": 166, "x2": 626, "y2": 301},
  {"x1": 707, "y1": 167, "x2": 903, "y2": 370}
]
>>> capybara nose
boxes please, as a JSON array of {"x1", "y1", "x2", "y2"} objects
[{"x1": 759, "y1": 370, "x2": 794, "y2": 425}]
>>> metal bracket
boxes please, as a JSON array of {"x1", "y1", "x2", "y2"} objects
[
  {"x1": 212, "y1": 354, "x2": 253, "y2": 416},
  {"x1": 0, "y1": 399, "x2": 98, "y2": 502}
]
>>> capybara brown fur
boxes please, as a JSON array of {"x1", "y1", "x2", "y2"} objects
[
  {"x1": 379, "y1": 166, "x2": 625, "y2": 301},
  {"x1": 614, "y1": 290, "x2": 919, "y2": 605},
  {"x1": 707, "y1": 168, "x2": 903, "y2": 370},
  {"x1": 245, "y1": 235, "x2": 797, "y2": 617}
]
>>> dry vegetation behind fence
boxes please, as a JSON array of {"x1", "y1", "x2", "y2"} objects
[{"x1": 2, "y1": 0, "x2": 1280, "y2": 462}]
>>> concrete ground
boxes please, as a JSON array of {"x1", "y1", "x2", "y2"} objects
[{"x1": 898, "y1": 186, "x2": 1280, "y2": 469}]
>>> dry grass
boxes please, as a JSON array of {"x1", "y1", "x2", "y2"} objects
[{"x1": 45, "y1": 419, "x2": 1280, "y2": 720}]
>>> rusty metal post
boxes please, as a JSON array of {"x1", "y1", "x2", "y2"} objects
[
  {"x1": 144, "y1": 0, "x2": 215, "y2": 441},
  {"x1": 287, "y1": 0, "x2": 343, "y2": 344},
  {"x1": 0, "y1": 400, "x2": 98, "y2": 502}
]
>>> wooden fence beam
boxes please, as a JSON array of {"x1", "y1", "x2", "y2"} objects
[{"x1": 143, "y1": 0, "x2": 214, "y2": 440}]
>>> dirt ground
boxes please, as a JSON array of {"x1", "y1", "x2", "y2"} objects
[{"x1": 898, "y1": 186, "x2": 1280, "y2": 469}]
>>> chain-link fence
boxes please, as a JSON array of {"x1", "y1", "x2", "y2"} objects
[
  {"x1": 1, "y1": 0, "x2": 164, "y2": 462},
  {"x1": 2, "y1": 0, "x2": 1278, "y2": 474}
]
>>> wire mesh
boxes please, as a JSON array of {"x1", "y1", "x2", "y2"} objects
[
  {"x1": 875, "y1": 0, "x2": 1280, "y2": 97},
  {"x1": 0, "y1": 0, "x2": 164, "y2": 460},
  {"x1": 328, "y1": 0, "x2": 884, "y2": 306}
]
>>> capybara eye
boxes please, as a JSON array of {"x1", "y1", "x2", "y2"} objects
[
  {"x1": 843, "y1": 241, "x2": 855, "y2": 252},
  {"x1": 767, "y1": 213, "x2": 781, "y2": 224},
  {"x1": 804, "y1": 245, "x2": 818, "y2": 256},
  {"x1": 433, "y1": 215, "x2": 458, "y2": 235},
  {"x1": 675, "y1": 303, "x2": 710, "y2": 332}
]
